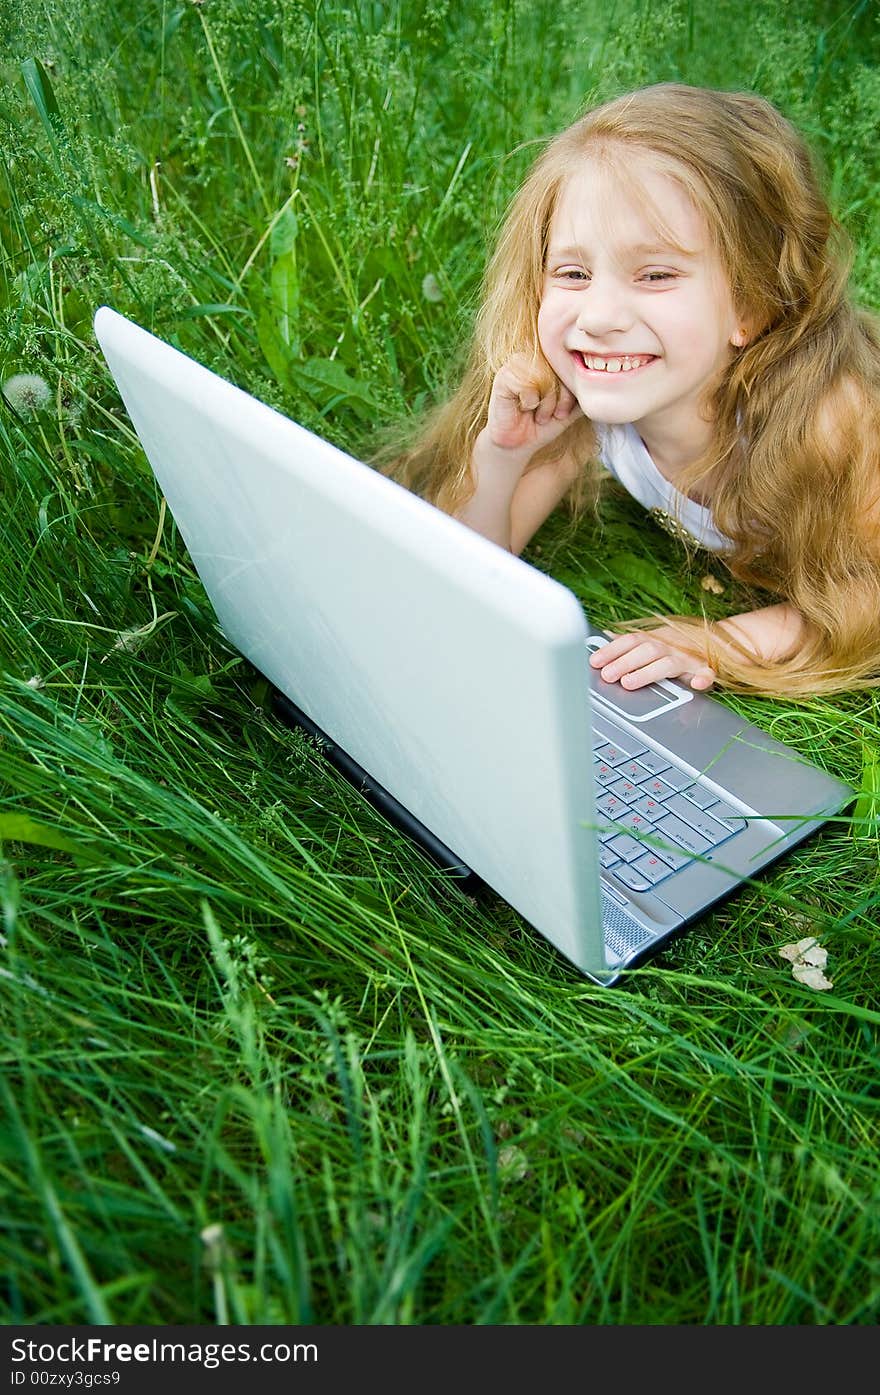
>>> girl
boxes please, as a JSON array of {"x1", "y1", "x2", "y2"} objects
[{"x1": 386, "y1": 83, "x2": 880, "y2": 697}]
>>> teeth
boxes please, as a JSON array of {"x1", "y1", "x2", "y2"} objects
[{"x1": 582, "y1": 354, "x2": 650, "y2": 372}]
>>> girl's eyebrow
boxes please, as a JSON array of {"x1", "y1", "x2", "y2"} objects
[
  {"x1": 547, "y1": 240, "x2": 699, "y2": 259},
  {"x1": 629, "y1": 241, "x2": 699, "y2": 258}
]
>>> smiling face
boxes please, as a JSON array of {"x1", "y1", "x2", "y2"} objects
[{"x1": 536, "y1": 152, "x2": 744, "y2": 472}]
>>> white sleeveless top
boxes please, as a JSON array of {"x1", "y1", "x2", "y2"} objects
[{"x1": 596, "y1": 422, "x2": 731, "y2": 553}]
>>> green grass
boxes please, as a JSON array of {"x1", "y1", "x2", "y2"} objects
[{"x1": 1, "y1": 0, "x2": 879, "y2": 1325}]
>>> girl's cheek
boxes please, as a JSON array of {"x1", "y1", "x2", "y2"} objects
[{"x1": 537, "y1": 300, "x2": 564, "y2": 346}]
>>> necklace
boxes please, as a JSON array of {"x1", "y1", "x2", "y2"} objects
[{"x1": 648, "y1": 506, "x2": 701, "y2": 547}]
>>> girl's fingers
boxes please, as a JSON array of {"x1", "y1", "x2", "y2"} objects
[
  {"x1": 487, "y1": 358, "x2": 581, "y2": 448},
  {"x1": 618, "y1": 651, "x2": 716, "y2": 691},
  {"x1": 589, "y1": 634, "x2": 646, "y2": 673},
  {"x1": 516, "y1": 385, "x2": 541, "y2": 413},
  {"x1": 600, "y1": 640, "x2": 675, "y2": 686},
  {"x1": 489, "y1": 368, "x2": 540, "y2": 425},
  {"x1": 553, "y1": 384, "x2": 579, "y2": 420},
  {"x1": 590, "y1": 634, "x2": 716, "y2": 691},
  {"x1": 533, "y1": 385, "x2": 560, "y2": 425},
  {"x1": 490, "y1": 374, "x2": 535, "y2": 428},
  {"x1": 495, "y1": 359, "x2": 556, "y2": 413}
]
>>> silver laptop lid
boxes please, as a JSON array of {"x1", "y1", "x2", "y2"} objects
[{"x1": 94, "y1": 307, "x2": 610, "y2": 978}]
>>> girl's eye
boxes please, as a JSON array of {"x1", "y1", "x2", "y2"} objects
[
  {"x1": 553, "y1": 267, "x2": 588, "y2": 282},
  {"x1": 641, "y1": 270, "x2": 678, "y2": 283}
]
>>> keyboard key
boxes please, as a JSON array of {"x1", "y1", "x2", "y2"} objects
[
  {"x1": 613, "y1": 864, "x2": 653, "y2": 893},
  {"x1": 599, "y1": 847, "x2": 622, "y2": 869},
  {"x1": 610, "y1": 777, "x2": 643, "y2": 804},
  {"x1": 592, "y1": 811, "x2": 619, "y2": 843},
  {"x1": 652, "y1": 840, "x2": 691, "y2": 871},
  {"x1": 652, "y1": 767, "x2": 691, "y2": 793},
  {"x1": 619, "y1": 758, "x2": 648, "y2": 781},
  {"x1": 641, "y1": 772, "x2": 689, "y2": 800},
  {"x1": 594, "y1": 760, "x2": 618, "y2": 787},
  {"x1": 608, "y1": 833, "x2": 645, "y2": 863},
  {"x1": 634, "y1": 750, "x2": 671, "y2": 776},
  {"x1": 595, "y1": 742, "x2": 640, "y2": 768},
  {"x1": 632, "y1": 795, "x2": 664, "y2": 822},
  {"x1": 665, "y1": 795, "x2": 735, "y2": 846},
  {"x1": 703, "y1": 798, "x2": 748, "y2": 832},
  {"x1": 632, "y1": 852, "x2": 675, "y2": 885},
  {"x1": 656, "y1": 813, "x2": 711, "y2": 857},
  {"x1": 592, "y1": 722, "x2": 646, "y2": 760},
  {"x1": 681, "y1": 783, "x2": 720, "y2": 809},
  {"x1": 597, "y1": 792, "x2": 628, "y2": 819}
]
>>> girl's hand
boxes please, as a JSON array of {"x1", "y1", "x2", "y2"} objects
[
  {"x1": 484, "y1": 354, "x2": 581, "y2": 460},
  {"x1": 589, "y1": 629, "x2": 717, "y2": 692},
  {"x1": 455, "y1": 357, "x2": 582, "y2": 553}
]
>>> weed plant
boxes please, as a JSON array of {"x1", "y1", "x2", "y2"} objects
[{"x1": 1, "y1": 0, "x2": 879, "y2": 1325}]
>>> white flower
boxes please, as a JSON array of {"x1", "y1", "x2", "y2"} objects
[
  {"x1": 421, "y1": 272, "x2": 444, "y2": 303},
  {"x1": 2, "y1": 373, "x2": 51, "y2": 416}
]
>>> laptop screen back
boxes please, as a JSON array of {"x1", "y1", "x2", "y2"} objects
[{"x1": 94, "y1": 307, "x2": 609, "y2": 977}]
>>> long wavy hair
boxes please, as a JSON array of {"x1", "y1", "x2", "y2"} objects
[{"x1": 383, "y1": 83, "x2": 880, "y2": 696}]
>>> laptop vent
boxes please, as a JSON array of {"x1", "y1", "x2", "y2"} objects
[{"x1": 602, "y1": 894, "x2": 654, "y2": 961}]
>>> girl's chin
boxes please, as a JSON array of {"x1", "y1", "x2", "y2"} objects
[{"x1": 572, "y1": 395, "x2": 649, "y2": 424}]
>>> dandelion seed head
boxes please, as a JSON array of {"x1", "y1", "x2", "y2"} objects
[
  {"x1": 497, "y1": 1144, "x2": 530, "y2": 1181},
  {"x1": 421, "y1": 273, "x2": 444, "y2": 303},
  {"x1": 2, "y1": 373, "x2": 51, "y2": 416}
]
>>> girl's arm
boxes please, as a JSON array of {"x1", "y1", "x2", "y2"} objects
[
  {"x1": 453, "y1": 356, "x2": 582, "y2": 552},
  {"x1": 456, "y1": 428, "x2": 583, "y2": 553},
  {"x1": 589, "y1": 603, "x2": 807, "y2": 692},
  {"x1": 591, "y1": 381, "x2": 876, "y2": 692}
]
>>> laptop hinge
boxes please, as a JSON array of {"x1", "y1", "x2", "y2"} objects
[{"x1": 270, "y1": 687, "x2": 481, "y2": 890}]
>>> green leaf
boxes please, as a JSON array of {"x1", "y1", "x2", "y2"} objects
[
  {"x1": 0, "y1": 813, "x2": 103, "y2": 862},
  {"x1": 163, "y1": 6, "x2": 187, "y2": 42},
  {"x1": 852, "y1": 742, "x2": 880, "y2": 830},
  {"x1": 165, "y1": 666, "x2": 219, "y2": 713},
  {"x1": 180, "y1": 303, "x2": 252, "y2": 320},
  {"x1": 270, "y1": 253, "x2": 300, "y2": 351},
  {"x1": 21, "y1": 57, "x2": 66, "y2": 154},
  {"x1": 256, "y1": 306, "x2": 292, "y2": 388},
  {"x1": 270, "y1": 206, "x2": 299, "y2": 259},
  {"x1": 291, "y1": 357, "x2": 376, "y2": 420}
]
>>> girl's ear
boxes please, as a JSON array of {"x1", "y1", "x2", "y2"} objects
[{"x1": 730, "y1": 308, "x2": 760, "y2": 348}]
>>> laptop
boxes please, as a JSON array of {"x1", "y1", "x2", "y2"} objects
[{"x1": 93, "y1": 306, "x2": 854, "y2": 985}]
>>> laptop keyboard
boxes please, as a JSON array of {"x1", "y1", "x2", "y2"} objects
[{"x1": 592, "y1": 717, "x2": 747, "y2": 894}]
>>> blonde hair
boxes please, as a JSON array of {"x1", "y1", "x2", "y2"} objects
[{"x1": 383, "y1": 83, "x2": 880, "y2": 696}]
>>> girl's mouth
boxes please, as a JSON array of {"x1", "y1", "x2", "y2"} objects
[{"x1": 574, "y1": 352, "x2": 657, "y2": 374}]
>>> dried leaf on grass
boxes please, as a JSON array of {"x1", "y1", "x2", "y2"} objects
[{"x1": 779, "y1": 936, "x2": 833, "y2": 991}]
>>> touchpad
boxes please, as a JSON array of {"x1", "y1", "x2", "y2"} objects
[{"x1": 586, "y1": 635, "x2": 693, "y2": 724}]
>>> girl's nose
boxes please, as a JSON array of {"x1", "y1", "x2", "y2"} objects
[{"x1": 575, "y1": 276, "x2": 634, "y2": 338}]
